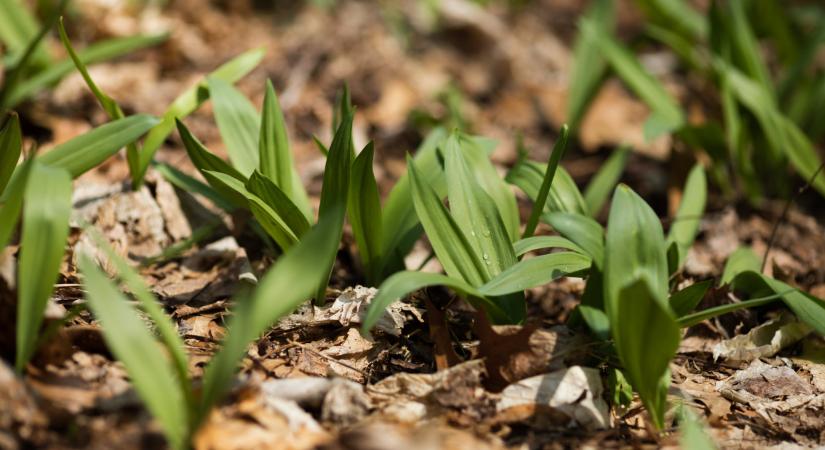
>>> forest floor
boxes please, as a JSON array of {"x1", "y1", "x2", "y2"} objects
[{"x1": 2, "y1": 0, "x2": 825, "y2": 449}]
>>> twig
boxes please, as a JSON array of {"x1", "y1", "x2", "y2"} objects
[{"x1": 761, "y1": 162, "x2": 825, "y2": 272}]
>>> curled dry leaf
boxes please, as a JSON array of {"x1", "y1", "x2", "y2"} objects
[
  {"x1": 713, "y1": 313, "x2": 812, "y2": 364},
  {"x1": 494, "y1": 366, "x2": 611, "y2": 430}
]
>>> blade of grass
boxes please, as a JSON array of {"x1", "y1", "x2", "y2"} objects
[
  {"x1": 568, "y1": 0, "x2": 614, "y2": 131},
  {"x1": 512, "y1": 235, "x2": 585, "y2": 256},
  {"x1": 478, "y1": 252, "x2": 591, "y2": 296},
  {"x1": 5, "y1": 32, "x2": 167, "y2": 108},
  {"x1": 38, "y1": 114, "x2": 158, "y2": 178},
  {"x1": 0, "y1": 156, "x2": 33, "y2": 250},
  {"x1": 0, "y1": 112, "x2": 22, "y2": 195},
  {"x1": 152, "y1": 161, "x2": 235, "y2": 213},
  {"x1": 15, "y1": 162, "x2": 71, "y2": 371},
  {"x1": 523, "y1": 126, "x2": 569, "y2": 238},
  {"x1": 0, "y1": 0, "x2": 48, "y2": 63},
  {"x1": 506, "y1": 160, "x2": 587, "y2": 216},
  {"x1": 246, "y1": 171, "x2": 310, "y2": 238}
]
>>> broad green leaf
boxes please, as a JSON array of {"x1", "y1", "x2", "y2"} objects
[
  {"x1": 199, "y1": 206, "x2": 345, "y2": 424},
  {"x1": 5, "y1": 33, "x2": 167, "y2": 108},
  {"x1": 246, "y1": 171, "x2": 310, "y2": 238},
  {"x1": 176, "y1": 119, "x2": 248, "y2": 208},
  {"x1": 479, "y1": 252, "x2": 591, "y2": 296},
  {"x1": 152, "y1": 161, "x2": 234, "y2": 212},
  {"x1": 444, "y1": 133, "x2": 516, "y2": 279},
  {"x1": 568, "y1": 0, "x2": 614, "y2": 131},
  {"x1": 614, "y1": 278, "x2": 679, "y2": 430},
  {"x1": 604, "y1": 184, "x2": 669, "y2": 323},
  {"x1": 720, "y1": 246, "x2": 760, "y2": 286},
  {"x1": 583, "y1": 147, "x2": 629, "y2": 216},
  {"x1": 313, "y1": 112, "x2": 353, "y2": 303},
  {"x1": 512, "y1": 235, "x2": 585, "y2": 256},
  {"x1": 0, "y1": 157, "x2": 32, "y2": 249},
  {"x1": 578, "y1": 267, "x2": 610, "y2": 339},
  {"x1": 544, "y1": 212, "x2": 605, "y2": 268},
  {"x1": 348, "y1": 143, "x2": 383, "y2": 285},
  {"x1": 523, "y1": 126, "x2": 570, "y2": 238},
  {"x1": 666, "y1": 164, "x2": 706, "y2": 267},
  {"x1": 507, "y1": 160, "x2": 587, "y2": 216},
  {"x1": 259, "y1": 80, "x2": 312, "y2": 219},
  {"x1": 15, "y1": 163, "x2": 71, "y2": 371},
  {"x1": 733, "y1": 271, "x2": 825, "y2": 336},
  {"x1": 0, "y1": 112, "x2": 22, "y2": 195},
  {"x1": 380, "y1": 128, "x2": 449, "y2": 273},
  {"x1": 669, "y1": 279, "x2": 711, "y2": 317},
  {"x1": 361, "y1": 271, "x2": 499, "y2": 333},
  {"x1": 458, "y1": 132, "x2": 520, "y2": 241},
  {"x1": 137, "y1": 48, "x2": 264, "y2": 185},
  {"x1": 38, "y1": 115, "x2": 158, "y2": 178},
  {"x1": 408, "y1": 154, "x2": 485, "y2": 287},
  {"x1": 204, "y1": 170, "x2": 298, "y2": 250},
  {"x1": 208, "y1": 77, "x2": 260, "y2": 175},
  {"x1": 78, "y1": 256, "x2": 188, "y2": 449},
  {"x1": 583, "y1": 18, "x2": 685, "y2": 135}
]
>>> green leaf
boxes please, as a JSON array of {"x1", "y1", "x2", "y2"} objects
[
  {"x1": 720, "y1": 246, "x2": 760, "y2": 286},
  {"x1": 733, "y1": 271, "x2": 825, "y2": 336},
  {"x1": 544, "y1": 212, "x2": 605, "y2": 268},
  {"x1": 205, "y1": 170, "x2": 299, "y2": 250},
  {"x1": 0, "y1": 112, "x2": 22, "y2": 195},
  {"x1": 0, "y1": 0, "x2": 45, "y2": 60},
  {"x1": 677, "y1": 289, "x2": 787, "y2": 328},
  {"x1": 38, "y1": 115, "x2": 158, "y2": 178},
  {"x1": 57, "y1": 18, "x2": 142, "y2": 186},
  {"x1": 313, "y1": 111, "x2": 353, "y2": 303},
  {"x1": 361, "y1": 271, "x2": 499, "y2": 333},
  {"x1": 583, "y1": 147, "x2": 629, "y2": 216},
  {"x1": 199, "y1": 207, "x2": 345, "y2": 424},
  {"x1": 523, "y1": 126, "x2": 570, "y2": 238},
  {"x1": 604, "y1": 184, "x2": 669, "y2": 322},
  {"x1": 208, "y1": 77, "x2": 260, "y2": 176},
  {"x1": 137, "y1": 48, "x2": 264, "y2": 185},
  {"x1": 507, "y1": 160, "x2": 587, "y2": 216},
  {"x1": 636, "y1": 0, "x2": 707, "y2": 40},
  {"x1": 380, "y1": 127, "x2": 448, "y2": 274},
  {"x1": 457, "y1": 132, "x2": 520, "y2": 241},
  {"x1": 175, "y1": 119, "x2": 249, "y2": 208},
  {"x1": 152, "y1": 161, "x2": 234, "y2": 213},
  {"x1": 479, "y1": 252, "x2": 591, "y2": 296},
  {"x1": 15, "y1": 163, "x2": 71, "y2": 371},
  {"x1": 78, "y1": 255, "x2": 188, "y2": 449},
  {"x1": 444, "y1": 133, "x2": 516, "y2": 279},
  {"x1": 246, "y1": 171, "x2": 310, "y2": 238},
  {"x1": 614, "y1": 278, "x2": 679, "y2": 430},
  {"x1": 669, "y1": 279, "x2": 711, "y2": 317},
  {"x1": 259, "y1": 80, "x2": 312, "y2": 219},
  {"x1": 678, "y1": 406, "x2": 718, "y2": 450},
  {"x1": 408, "y1": 154, "x2": 485, "y2": 287},
  {"x1": 584, "y1": 19, "x2": 685, "y2": 134},
  {"x1": 0, "y1": 156, "x2": 32, "y2": 249},
  {"x1": 666, "y1": 164, "x2": 706, "y2": 267},
  {"x1": 348, "y1": 143, "x2": 383, "y2": 285},
  {"x1": 727, "y1": 0, "x2": 773, "y2": 95},
  {"x1": 512, "y1": 235, "x2": 585, "y2": 256},
  {"x1": 568, "y1": 0, "x2": 614, "y2": 131},
  {"x1": 84, "y1": 229, "x2": 191, "y2": 408},
  {"x1": 5, "y1": 33, "x2": 167, "y2": 108}
]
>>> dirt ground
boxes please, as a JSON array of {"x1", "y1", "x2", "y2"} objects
[{"x1": 3, "y1": 0, "x2": 825, "y2": 448}]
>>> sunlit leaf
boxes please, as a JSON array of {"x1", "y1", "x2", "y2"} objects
[
  {"x1": 15, "y1": 163, "x2": 71, "y2": 371},
  {"x1": 544, "y1": 212, "x2": 605, "y2": 267},
  {"x1": 348, "y1": 143, "x2": 383, "y2": 284},
  {"x1": 0, "y1": 112, "x2": 22, "y2": 195},
  {"x1": 512, "y1": 235, "x2": 585, "y2": 256},
  {"x1": 666, "y1": 164, "x2": 706, "y2": 268},
  {"x1": 479, "y1": 252, "x2": 591, "y2": 296},
  {"x1": 208, "y1": 77, "x2": 260, "y2": 175},
  {"x1": 523, "y1": 126, "x2": 570, "y2": 238},
  {"x1": 78, "y1": 256, "x2": 188, "y2": 449},
  {"x1": 669, "y1": 279, "x2": 711, "y2": 317},
  {"x1": 583, "y1": 146, "x2": 629, "y2": 216},
  {"x1": 568, "y1": 0, "x2": 614, "y2": 131}
]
